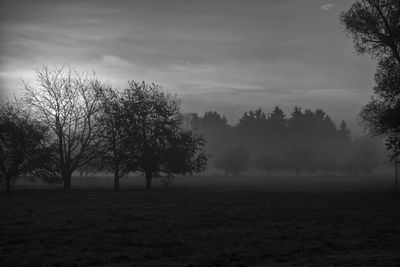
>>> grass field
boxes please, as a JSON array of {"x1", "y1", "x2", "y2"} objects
[{"x1": 1, "y1": 176, "x2": 400, "y2": 266}]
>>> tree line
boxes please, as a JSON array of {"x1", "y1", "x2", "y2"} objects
[
  {"x1": 2, "y1": 0, "x2": 399, "y2": 191},
  {"x1": 184, "y1": 108, "x2": 383, "y2": 177},
  {"x1": 1, "y1": 66, "x2": 207, "y2": 191},
  {"x1": 0, "y1": 66, "x2": 388, "y2": 192}
]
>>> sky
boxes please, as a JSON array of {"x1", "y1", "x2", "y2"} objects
[{"x1": 0, "y1": 0, "x2": 377, "y2": 133}]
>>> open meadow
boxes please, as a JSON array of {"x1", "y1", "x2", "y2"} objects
[{"x1": 1, "y1": 175, "x2": 400, "y2": 266}]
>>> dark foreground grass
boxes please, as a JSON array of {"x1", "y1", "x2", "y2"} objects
[{"x1": 1, "y1": 186, "x2": 400, "y2": 266}]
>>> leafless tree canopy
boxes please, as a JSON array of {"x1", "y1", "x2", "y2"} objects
[{"x1": 24, "y1": 66, "x2": 107, "y2": 189}]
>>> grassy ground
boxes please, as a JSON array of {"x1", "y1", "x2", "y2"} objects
[{"x1": 1, "y1": 177, "x2": 400, "y2": 266}]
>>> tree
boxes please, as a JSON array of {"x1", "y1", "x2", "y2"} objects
[
  {"x1": 0, "y1": 100, "x2": 49, "y2": 191},
  {"x1": 317, "y1": 155, "x2": 339, "y2": 177},
  {"x1": 343, "y1": 137, "x2": 380, "y2": 177},
  {"x1": 215, "y1": 147, "x2": 249, "y2": 176},
  {"x1": 24, "y1": 66, "x2": 106, "y2": 190},
  {"x1": 254, "y1": 154, "x2": 284, "y2": 177},
  {"x1": 97, "y1": 87, "x2": 133, "y2": 191},
  {"x1": 341, "y1": 0, "x2": 400, "y2": 183},
  {"x1": 161, "y1": 129, "x2": 208, "y2": 185},
  {"x1": 193, "y1": 111, "x2": 231, "y2": 170},
  {"x1": 386, "y1": 133, "x2": 400, "y2": 185},
  {"x1": 360, "y1": 61, "x2": 400, "y2": 170},
  {"x1": 362, "y1": 99, "x2": 400, "y2": 183},
  {"x1": 286, "y1": 108, "x2": 313, "y2": 177},
  {"x1": 285, "y1": 146, "x2": 315, "y2": 177},
  {"x1": 236, "y1": 108, "x2": 268, "y2": 159},
  {"x1": 338, "y1": 121, "x2": 351, "y2": 142},
  {"x1": 340, "y1": 0, "x2": 400, "y2": 64},
  {"x1": 267, "y1": 106, "x2": 287, "y2": 134},
  {"x1": 122, "y1": 81, "x2": 207, "y2": 189},
  {"x1": 76, "y1": 158, "x2": 101, "y2": 179}
]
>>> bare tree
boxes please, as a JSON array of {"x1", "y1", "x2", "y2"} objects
[{"x1": 24, "y1": 66, "x2": 106, "y2": 190}]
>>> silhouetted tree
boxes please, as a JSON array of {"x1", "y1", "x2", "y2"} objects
[
  {"x1": 237, "y1": 109, "x2": 267, "y2": 131},
  {"x1": 195, "y1": 111, "x2": 231, "y2": 166},
  {"x1": 162, "y1": 130, "x2": 208, "y2": 185},
  {"x1": 122, "y1": 81, "x2": 207, "y2": 189},
  {"x1": 341, "y1": 0, "x2": 400, "y2": 64},
  {"x1": 215, "y1": 147, "x2": 249, "y2": 176},
  {"x1": 188, "y1": 106, "x2": 354, "y2": 176},
  {"x1": 311, "y1": 110, "x2": 340, "y2": 175},
  {"x1": 96, "y1": 87, "x2": 134, "y2": 190},
  {"x1": 286, "y1": 108, "x2": 310, "y2": 177},
  {"x1": 360, "y1": 63, "x2": 400, "y2": 181},
  {"x1": 386, "y1": 133, "x2": 400, "y2": 184},
  {"x1": 0, "y1": 100, "x2": 49, "y2": 191},
  {"x1": 24, "y1": 66, "x2": 106, "y2": 190},
  {"x1": 236, "y1": 108, "x2": 268, "y2": 157},
  {"x1": 341, "y1": 0, "x2": 400, "y2": 183},
  {"x1": 267, "y1": 106, "x2": 287, "y2": 134},
  {"x1": 284, "y1": 107, "x2": 353, "y2": 176}
]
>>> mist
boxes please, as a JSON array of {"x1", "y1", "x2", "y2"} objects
[{"x1": 1, "y1": 0, "x2": 400, "y2": 266}]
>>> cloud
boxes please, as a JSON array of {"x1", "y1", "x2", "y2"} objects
[
  {"x1": 180, "y1": 81, "x2": 265, "y2": 93},
  {"x1": 164, "y1": 60, "x2": 215, "y2": 74},
  {"x1": 100, "y1": 55, "x2": 133, "y2": 69},
  {"x1": 320, "y1": 4, "x2": 335, "y2": 11}
]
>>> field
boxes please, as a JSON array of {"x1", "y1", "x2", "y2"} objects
[{"x1": 1, "y1": 176, "x2": 400, "y2": 266}]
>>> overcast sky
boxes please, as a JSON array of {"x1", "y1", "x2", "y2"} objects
[{"x1": 0, "y1": 0, "x2": 377, "y2": 132}]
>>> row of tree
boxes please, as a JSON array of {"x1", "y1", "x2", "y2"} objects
[
  {"x1": 183, "y1": 108, "x2": 383, "y2": 177},
  {"x1": 0, "y1": 67, "x2": 388, "y2": 192},
  {"x1": 2, "y1": 0, "x2": 399, "y2": 190},
  {"x1": 1, "y1": 66, "x2": 207, "y2": 191}
]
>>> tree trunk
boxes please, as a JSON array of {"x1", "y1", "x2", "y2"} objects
[
  {"x1": 114, "y1": 174, "x2": 120, "y2": 191},
  {"x1": 6, "y1": 177, "x2": 11, "y2": 192},
  {"x1": 145, "y1": 171, "x2": 152, "y2": 190},
  {"x1": 63, "y1": 173, "x2": 72, "y2": 190},
  {"x1": 395, "y1": 152, "x2": 398, "y2": 187}
]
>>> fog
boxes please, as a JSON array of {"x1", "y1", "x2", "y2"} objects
[
  {"x1": 180, "y1": 107, "x2": 391, "y2": 179},
  {"x1": 10, "y1": 104, "x2": 391, "y2": 192}
]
